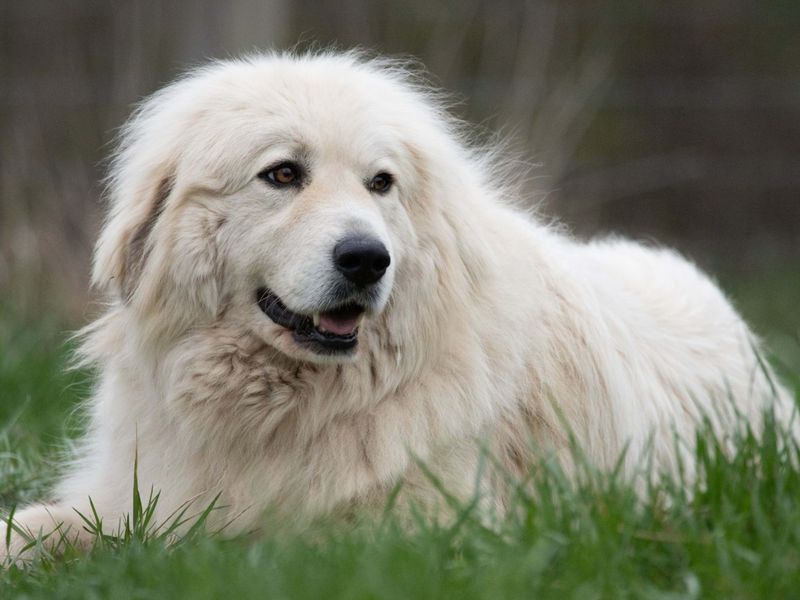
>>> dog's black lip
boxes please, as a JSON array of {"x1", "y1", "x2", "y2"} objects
[
  {"x1": 256, "y1": 288, "x2": 311, "y2": 331},
  {"x1": 256, "y1": 287, "x2": 362, "y2": 353}
]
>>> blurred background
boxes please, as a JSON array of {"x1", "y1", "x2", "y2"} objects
[{"x1": 1, "y1": 0, "x2": 798, "y2": 321}]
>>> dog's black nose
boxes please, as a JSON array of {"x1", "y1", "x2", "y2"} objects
[{"x1": 333, "y1": 236, "x2": 391, "y2": 286}]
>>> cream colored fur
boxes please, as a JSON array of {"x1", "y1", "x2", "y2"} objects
[{"x1": 2, "y1": 51, "x2": 795, "y2": 561}]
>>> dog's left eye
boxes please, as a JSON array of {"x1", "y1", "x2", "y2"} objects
[{"x1": 369, "y1": 172, "x2": 394, "y2": 194}]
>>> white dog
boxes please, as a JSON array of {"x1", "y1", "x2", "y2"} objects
[{"x1": 2, "y1": 51, "x2": 794, "y2": 560}]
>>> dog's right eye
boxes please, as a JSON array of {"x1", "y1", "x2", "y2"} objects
[{"x1": 258, "y1": 162, "x2": 302, "y2": 187}]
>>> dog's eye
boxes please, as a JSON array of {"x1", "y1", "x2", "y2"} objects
[
  {"x1": 259, "y1": 162, "x2": 301, "y2": 187},
  {"x1": 369, "y1": 172, "x2": 394, "y2": 194}
]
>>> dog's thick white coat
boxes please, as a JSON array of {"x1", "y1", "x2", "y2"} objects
[{"x1": 3, "y1": 52, "x2": 795, "y2": 558}]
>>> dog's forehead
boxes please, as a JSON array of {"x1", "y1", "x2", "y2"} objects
[
  {"x1": 210, "y1": 60, "x2": 390, "y2": 120},
  {"x1": 208, "y1": 68, "x2": 403, "y2": 159},
  {"x1": 273, "y1": 74, "x2": 400, "y2": 141},
  {"x1": 172, "y1": 58, "x2": 430, "y2": 188}
]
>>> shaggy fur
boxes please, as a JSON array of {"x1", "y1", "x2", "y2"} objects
[{"x1": 2, "y1": 51, "x2": 795, "y2": 560}]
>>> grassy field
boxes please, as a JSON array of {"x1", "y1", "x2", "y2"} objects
[{"x1": 1, "y1": 271, "x2": 799, "y2": 598}]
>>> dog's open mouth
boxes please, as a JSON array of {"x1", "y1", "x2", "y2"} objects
[{"x1": 256, "y1": 287, "x2": 364, "y2": 353}]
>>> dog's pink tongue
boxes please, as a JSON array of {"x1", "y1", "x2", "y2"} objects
[{"x1": 318, "y1": 313, "x2": 360, "y2": 335}]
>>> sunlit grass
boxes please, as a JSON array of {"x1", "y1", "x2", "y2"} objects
[{"x1": 3, "y1": 412, "x2": 799, "y2": 598}]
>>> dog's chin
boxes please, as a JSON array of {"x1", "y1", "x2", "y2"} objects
[{"x1": 255, "y1": 287, "x2": 374, "y2": 364}]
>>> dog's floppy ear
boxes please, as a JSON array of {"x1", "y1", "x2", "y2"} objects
[
  {"x1": 92, "y1": 73, "x2": 193, "y2": 302},
  {"x1": 92, "y1": 163, "x2": 176, "y2": 302}
]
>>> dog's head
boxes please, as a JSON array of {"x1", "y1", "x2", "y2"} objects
[{"x1": 93, "y1": 52, "x2": 475, "y2": 363}]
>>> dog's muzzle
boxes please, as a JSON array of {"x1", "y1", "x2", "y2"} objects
[{"x1": 257, "y1": 235, "x2": 390, "y2": 354}]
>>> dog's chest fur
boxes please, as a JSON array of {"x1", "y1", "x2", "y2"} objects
[{"x1": 155, "y1": 321, "x2": 494, "y2": 523}]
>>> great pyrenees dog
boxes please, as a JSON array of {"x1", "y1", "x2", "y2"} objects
[{"x1": 2, "y1": 51, "x2": 795, "y2": 560}]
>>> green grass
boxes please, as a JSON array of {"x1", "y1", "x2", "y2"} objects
[
  {"x1": 1, "y1": 272, "x2": 799, "y2": 599},
  {"x1": 0, "y1": 308, "x2": 90, "y2": 509}
]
